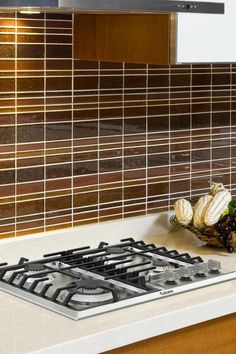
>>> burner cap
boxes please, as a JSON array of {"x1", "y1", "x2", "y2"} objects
[
  {"x1": 153, "y1": 259, "x2": 169, "y2": 267},
  {"x1": 69, "y1": 279, "x2": 110, "y2": 293},
  {"x1": 107, "y1": 247, "x2": 126, "y2": 255},
  {"x1": 24, "y1": 263, "x2": 45, "y2": 272},
  {"x1": 61, "y1": 279, "x2": 114, "y2": 304}
]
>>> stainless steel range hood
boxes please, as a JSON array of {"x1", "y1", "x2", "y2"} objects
[{"x1": 0, "y1": 0, "x2": 224, "y2": 14}]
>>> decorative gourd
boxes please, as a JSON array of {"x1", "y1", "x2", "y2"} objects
[
  {"x1": 210, "y1": 182, "x2": 225, "y2": 196},
  {"x1": 193, "y1": 194, "x2": 213, "y2": 229},
  {"x1": 204, "y1": 190, "x2": 231, "y2": 226},
  {"x1": 174, "y1": 199, "x2": 193, "y2": 226}
]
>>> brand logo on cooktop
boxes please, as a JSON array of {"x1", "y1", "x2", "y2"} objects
[{"x1": 160, "y1": 289, "x2": 174, "y2": 296}]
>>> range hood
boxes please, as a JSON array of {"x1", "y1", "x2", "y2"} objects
[{"x1": 0, "y1": 0, "x2": 224, "y2": 14}]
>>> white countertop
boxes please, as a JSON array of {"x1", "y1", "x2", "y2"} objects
[{"x1": 0, "y1": 213, "x2": 236, "y2": 354}]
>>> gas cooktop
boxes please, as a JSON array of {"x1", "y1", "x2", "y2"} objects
[{"x1": 0, "y1": 238, "x2": 235, "y2": 320}]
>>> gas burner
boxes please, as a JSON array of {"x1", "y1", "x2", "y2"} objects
[
  {"x1": 153, "y1": 259, "x2": 170, "y2": 272},
  {"x1": 101, "y1": 247, "x2": 129, "y2": 269},
  {"x1": 4, "y1": 263, "x2": 55, "y2": 290},
  {"x1": 60, "y1": 279, "x2": 114, "y2": 304}
]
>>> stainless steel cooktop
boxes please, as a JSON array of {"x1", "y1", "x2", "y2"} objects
[{"x1": 0, "y1": 238, "x2": 235, "y2": 320}]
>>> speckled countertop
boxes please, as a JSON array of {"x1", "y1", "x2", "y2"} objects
[{"x1": 0, "y1": 213, "x2": 235, "y2": 354}]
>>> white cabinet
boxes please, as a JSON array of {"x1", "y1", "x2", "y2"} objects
[{"x1": 177, "y1": 0, "x2": 235, "y2": 63}]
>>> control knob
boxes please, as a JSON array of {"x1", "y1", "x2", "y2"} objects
[
  {"x1": 164, "y1": 271, "x2": 179, "y2": 285},
  {"x1": 179, "y1": 267, "x2": 193, "y2": 281},
  {"x1": 193, "y1": 263, "x2": 208, "y2": 278},
  {"x1": 208, "y1": 260, "x2": 221, "y2": 274}
]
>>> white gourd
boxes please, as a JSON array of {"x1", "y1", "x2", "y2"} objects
[
  {"x1": 210, "y1": 182, "x2": 225, "y2": 196},
  {"x1": 193, "y1": 194, "x2": 213, "y2": 229},
  {"x1": 204, "y1": 189, "x2": 231, "y2": 226},
  {"x1": 174, "y1": 199, "x2": 193, "y2": 226}
]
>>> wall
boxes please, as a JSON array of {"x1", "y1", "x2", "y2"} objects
[{"x1": 0, "y1": 12, "x2": 234, "y2": 238}]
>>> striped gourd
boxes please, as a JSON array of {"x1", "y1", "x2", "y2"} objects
[
  {"x1": 174, "y1": 199, "x2": 193, "y2": 226},
  {"x1": 204, "y1": 189, "x2": 231, "y2": 226},
  {"x1": 193, "y1": 194, "x2": 213, "y2": 229}
]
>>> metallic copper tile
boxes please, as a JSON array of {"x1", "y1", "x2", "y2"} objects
[
  {"x1": 46, "y1": 34, "x2": 72, "y2": 43},
  {"x1": 148, "y1": 182, "x2": 169, "y2": 197},
  {"x1": 0, "y1": 33, "x2": 14, "y2": 42},
  {"x1": 74, "y1": 76, "x2": 98, "y2": 90},
  {"x1": 47, "y1": 44, "x2": 72, "y2": 58},
  {"x1": 46, "y1": 164, "x2": 71, "y2": 179},
  {"x1": 16, "y1": 182, "x2": 44, "y2": 195},
  {"x1": 46, "y1": 59, "x2": 72, "y2": 70},
  {"x1": 100, "y1": 189, "x2": 122, "y2": 204},
  {"x1": 46, "y1": 195, "x2": 71, "y2": 212},
  {"x1": 0, "y1": 203, "x2": 15, "y2": 219},
  {"x1": 17, "y1": 166, "x2": 44, "y2": 183},
  {"x1": 73, "y1": 192, "x2": 98, "y2": 207},
  {"x1": 0, "y1": 184, "x2": 15, "y2": 198},
  {"x1": 148, "y1": 75, "x2": 169, "y2": 88},
  {"x1": 73, "y1": 121, "x2": 98, "y2": 139},
  {"x1": 99, "y1": 119, "x2": 122, "y2": 136},
  {"x1": 124, "y1": 118, "x2": 146, "y2": 134},
  {"x1": 212, "y1": 112, "x2": 230, "y2": 127},
  {"x1": 99, "y1": 172, "x2": 122, "y2": 184},
  {"x1": 0, "y1": 126, "x2": 15, "y2": 144},
  {"x1": 0, "y1": 78, "x2": 14, "y2": 92},
  {"x1": 17, "y1": 199, "x2": 44, "y2": 217},
  {"x1": 170, "y1": 115, "x2": 190, "y2": 130},
  {"x1": 124, "y1": 170, "x2": 146, "y2": 181},
  {"x1": 17, "y1": 77, "x2": 44, "y2": 92},
  {"x1": 0, "y1": 170, "x2": 15, "y2": 185},
  {"x1": 148, "y1": 154, "x2": 169, "y2": 167},
  {"x1": 191, "y1": 176, "x2": 210, "y2": 191},
  {"x1": 124, "y1": 76, "x2": 146, "y2": 88},
  {"x1": 17, "y1": 125, "x2": 44, "y2": 143},
  {"x1": 100, "y1": 108, "x2": 123, "y2": 119},
  {"x1": 124, "y1": 185, "x2": 146, "y2": 200},
  {"x1": 170, "y1": 179, "x2": 190, "y2": 194},
  {"x1": 46, "y1": 77, "x2": 72, "y2": 91},
  {"x1": 46, "y1": 123, "x2": 72, "y2": 141},
  {"x1": 171, "y1": 74, "x2": 190, "y2": 87},
  {"x1": 74, "y1": 161, "x2": 98, "y2": 176},
  {"x1": 99, "y1": 158, "x2": 122, "y2": 173},
  {"x1": 74, "y1": 108, "x2": 98, "y2": 120},
  {"x1": 124, "y1": 156, "x2": 146, "y2": 170},
  {"x1": 17, "y1": 34, "x2": 44, "y2": 43},
  {"x1": 17, "y1": 156, "x2": 44, "y2": 168},
  {"x1": 170, "y1": 104, "x2": 190, "y2": 115},
  {"x1": 0, "y1": 44, "x2": 14, "y2": 58},
  {"x1": 17, "y1": 45, "x2": 44, "y2": 58},
  {"x1": 148, "y1": 116, "x2": 169, "y2": 132}
]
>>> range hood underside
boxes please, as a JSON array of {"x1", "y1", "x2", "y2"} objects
[{"x1": 0, "y1": 0, "x2": 224, "y2": 14}]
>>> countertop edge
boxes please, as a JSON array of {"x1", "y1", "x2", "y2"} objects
[{"x1": 30, "y1": 293, "x2": 236, "y2": 354}]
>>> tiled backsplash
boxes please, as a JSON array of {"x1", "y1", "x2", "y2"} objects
[{"x1": 0, "y1": 12, "x2": 235, "y2": 238}]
